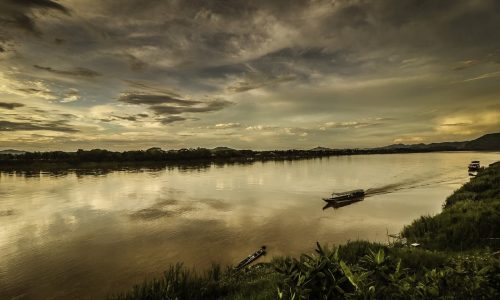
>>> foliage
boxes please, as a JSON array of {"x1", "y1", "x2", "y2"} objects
[
  {"x1": 0, "y1": 147, "x2": 466, "y2": 169},
  {"x1": 274, "y1": 242, "x2": 354, "y2": 299},
  {"x1": 108, "y1": 263, "x2": 279, "y2": 300},
  {"x1": 275, "y1": 244, "x2": 500, "y2": 300},
  {"x1": 402, "y1": 162, "x2": 500, "y2": 251}
]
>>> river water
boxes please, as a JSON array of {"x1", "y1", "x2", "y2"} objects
[{"x1": 0, "y1": 152, "x2": 498, "y2": 299}]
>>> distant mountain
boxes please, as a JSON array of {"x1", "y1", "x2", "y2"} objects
[
  {"x1": 310, "y1": 146, "x2": 332, "y2": 151},
  {"x1": 211, "y1": 147, "x2": 236, "y2": 152},
  {"x1": 464, "y1": 133, "x2": 500, "y2": 150},
  {"x1": 0, "y1": 149, "x2": 26, "y2": 155},
  {"x1": 377, "y1": 133, "x2": 499, "y2": 151}
]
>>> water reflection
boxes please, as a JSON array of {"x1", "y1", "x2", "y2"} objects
[
  {"x1": 322, "y1": 196, "x2": 365, "y2": 210},
  {"x1": 0, "y1": 152, "x2": 499, "y2": 299}
]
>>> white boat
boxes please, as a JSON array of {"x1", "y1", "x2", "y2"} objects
[{"x1": 468, "y1": 161, "x2": 480, "y2": 171}]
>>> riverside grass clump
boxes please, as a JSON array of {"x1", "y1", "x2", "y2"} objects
[
  {"x1": 108, "y1": 263, "x2": 280, "y2": 300},
  {"x1": 111, "y1": 162, "x2": 500, "y2": 299}
]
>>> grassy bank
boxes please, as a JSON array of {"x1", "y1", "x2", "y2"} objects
[
  {"x1": 110, "y1": 162, "x2": 500, "y2": 299},
  {"x1": 402, "y1": 161, "x2": 500, "y2": 251}
]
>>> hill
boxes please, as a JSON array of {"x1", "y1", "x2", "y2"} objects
[
  {"x1": 464, "y1": 133, "x2": 500, "y2": 150},
  {"x1": 0, "y1": 149, "x2": 26, "y2": 155},
  {"x1": 377, "y1": 133, "x2": 499, "y2": 151}
]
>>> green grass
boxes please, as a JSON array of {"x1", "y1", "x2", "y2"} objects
[
  {"x1": 111, "y1": 161, "x2": 500, "y2": 299},
  {"x1": 402, "y1": 161, "x2": 500, "y2": 251},
  {"x1": 108, "y1": 263, "x2": 280, "y2": 300}
]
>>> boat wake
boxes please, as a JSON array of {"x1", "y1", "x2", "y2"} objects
[{"x1": 365, "y1": 173, "x2": 463, "y2": 197}]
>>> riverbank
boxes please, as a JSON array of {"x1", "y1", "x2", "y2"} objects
[{"x1": 110, "y1": 161, "x2": 500, "y2": 299}]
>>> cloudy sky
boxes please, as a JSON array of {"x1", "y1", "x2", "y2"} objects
[{"x1": 0, "y1": 0, "x2": 499, "y2": 151}]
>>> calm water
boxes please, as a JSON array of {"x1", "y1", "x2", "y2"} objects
[{"x1": 1, "y1": 152, "x2": 498, "y2": 299}]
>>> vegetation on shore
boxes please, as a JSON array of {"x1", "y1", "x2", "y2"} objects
[
  {"x1": 2, "y1": 134, "x2": 498, "y2": 170},
  {"x1": 1, "y1": 133, "x2": 497, "y2": 171},
  {"x1": 402, "y1": 161, "x2": 500, "y2": 251},
  {"x1": 110, "y1": 161, "x2": 500, "y2": 299},
  {"x1": 0, "y1": 146, "x2": 465, "y2": 168}
]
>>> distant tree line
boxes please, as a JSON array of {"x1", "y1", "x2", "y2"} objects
[{"x1": 0, "y1": 147, "x2": 455, "y2": 165}]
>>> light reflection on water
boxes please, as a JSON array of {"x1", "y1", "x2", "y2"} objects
[{"x1": 0, "y1": 152, "x2": 498, "y2": 299}]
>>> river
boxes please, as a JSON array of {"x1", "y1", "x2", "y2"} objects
[{"x1": 0, "y1": 152, "x2": 498, "y2": 299}]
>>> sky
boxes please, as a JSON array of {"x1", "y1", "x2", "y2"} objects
[{"x1": 0, "y1": 0, "x2": 499, "y2": 151}]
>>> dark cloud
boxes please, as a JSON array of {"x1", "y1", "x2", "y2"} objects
[
  {"x1": 160, "y1": 116, "x2": 188, "y2": 124},
  {"x1": 123, "y1": 81, "x2": 183, "y2": 97},
  {"x1": 0, "y1": 0, "x2": 69, "y2": 36},
  {"x1": 9, "y1": 0, "x2": 69, "y2": 14},
  {"x1": 113, "y1": 115, "x2": 138, "y2": 122},
  {"x1": 0, "y1": 120, "x2": 78, "y2": 132},
  {"x1": 34, "y1": 65, "x2": 101, "y2": 78},
  {"x1": 0, "y1": 102, "x2": 24, "y2": 109},
  {"x1": 124, "y1": 53, "x2": 148, "y2": 71},
  {"x1": 101, "y1": 114, "x2": 149, "y2": 122},
  {"x1": 227, "y1": 74, "x2": 296, "y2": 93},
  {"x1": 118, "y1": 93, "x2": 201, "y2": 106},
  {"x1": 150, "y1": 99, "x2": 232, "y2": 115},
  {"x1": 16, "y1": 88, "x2": 55, "y2": 99},
  {"x1": 441, "y1": 122, "x2": 471, "y2": 127}
]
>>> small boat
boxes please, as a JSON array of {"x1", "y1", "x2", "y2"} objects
[
  {"x1": 468, "y1": 161, "x2": 480, "y2": 171},
  {"x1": 234, "y1": 246, "x2": 266, "y2": 270},
  {"x1": 323, "y1": 189, "x2": 365, "y2": 203}
]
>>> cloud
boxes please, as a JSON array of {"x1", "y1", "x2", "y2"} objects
[
  {"x1": 61, "y1": 88, "x2": 81, "y2": 103},
  {"x1": 159, "y1": 116, "x2": 188, "y2": 124},
  {"x1": 15, "y1": 86, "x2": 56, "y2": 100},
  {"x1": 118, "y1": 93, "x2": 201, "y2": 106},
  {"x1": 34, "y1": 65, "x2": 101, "y2": 78},
  {"x1": 123, "y1": 80, "x2": 182, "y2": 95},
  {"x1": 245, "y1": 125, "x2": 277, "y2": 131},
  {"x1": 393, "y1": 136, "x2": 424, "y2": 144},
  {"x1": 149, "y1": 99, "x2": 232, "y2": 115},
  {"x1": 0, "y1": 0, "x2": 499, "y2": 150},
  {"x1": 124, "y1": 53, "x2": 148, "y2": 71},
  {"x1": 0, "y1": 102, "x2": 24, "y2": 109},
  {"x1": 462, "y1": 71, "x2": 500, "y2": 82},
  {"x1": 12, "y1": 0, "x2": 69, "y2": 13},
  {"x1": 0, "y1": 120, "x2": 78, "y2": 132},
  {"x1": 320, "y1": 121, "x2": 380, "y2": 130},
  {"x1": 213, "y1": 123, "x2": 241, "y2": 129},
  {"x1": 0, "y1": 0, "x2": 69, "y2": 35},
  {"x1": 118, "y1": 89, "x2": 233, "y2": 124},
  {"x1": 440, "y1": 122, "x2": 472, "y2": 127},
  {"x1": 226, "y1": 74, "x2": 296, "y2": 93}
]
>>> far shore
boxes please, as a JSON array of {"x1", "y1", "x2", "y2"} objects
[{"x1": 1, "y1": 147, "x2": 498, "y2": 172}]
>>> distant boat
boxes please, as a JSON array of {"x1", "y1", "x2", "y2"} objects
[
  {"x1": 468, "y1": 161, "x2": 480, "y2": 171},
  {"x1": 234, "y1": 246, "x2": 266, "y2": 270},
  {"x1": 323, "y1": 189, "x2": 365, "y2": 204}
]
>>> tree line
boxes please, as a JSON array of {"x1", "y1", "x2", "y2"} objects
[{"x1": 0, "y1": 147, "x2": 448, "y2": 164}]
